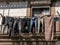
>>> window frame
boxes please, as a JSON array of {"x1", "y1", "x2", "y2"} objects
[{"x1": 31, "y1": 6, "x2": 50, "y2": 17}]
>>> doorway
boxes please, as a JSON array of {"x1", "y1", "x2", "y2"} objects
[{"x1": 31, "y1": 7, "x2": 50, "y2": 33}]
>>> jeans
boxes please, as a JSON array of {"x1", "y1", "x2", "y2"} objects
[
  {"x1": 2, "y1": 16, "x2": 21, "y2": 36},
  {"x1": 13, "y1": 18, "x2": 21, "y2": 35},
  {"x1": 29, "y1": 17, "x2": 38, "y2": 33},
  {"x1": 2, "y1": 16, "x2": 9, "y2": 34},
  {"x1": 2, "y1": 16, "x2": 14, "y2": 34},
  {"x1": 8, "y1": 17, "x2": 14, "y2": 37},
  {"x1": 21, "y1": 18, "x2": 30, "y2": 33}
]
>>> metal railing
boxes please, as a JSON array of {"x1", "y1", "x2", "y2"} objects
[{"x1": 0, "y1": 38, "x2": 57, "y2": 45}]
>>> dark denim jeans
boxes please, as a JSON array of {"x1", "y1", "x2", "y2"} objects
[
  {"x1": 2, "y1": 16, "x2": 9, "y2": 34},
  {"x1": 21, "y1": 18, "x2": 30, "y2": 33},
  {"x1": 8, "y1": 17, "x2": 14, "y2": 37},
  {"x1": 13, "y1": 18, "x2": 21, "y2": 35}
]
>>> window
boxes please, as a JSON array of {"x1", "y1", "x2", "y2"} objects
[
  {"x1": 32, "y1": 8, "x2": 41, "y2": 17},
  {"x1": 31, "y1": 6, "x2": 50, "y2": 17},
  {"x1": 42, "y1": 8, "x2": 50, "y2": 15}
]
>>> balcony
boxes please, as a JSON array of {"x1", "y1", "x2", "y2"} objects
[
  {"x1": 0, "y1": 34, "x2": 57, "y2": 45},
  {"x1": 0, "y1": 32, "x2": 59, "y2": 45}
]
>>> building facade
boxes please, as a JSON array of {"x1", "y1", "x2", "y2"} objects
[
  {"x1": 0, "y1": 0, "x2": 60, "y2": 45},
  {"x1": 0, "y1": 0, "x2": 59, "y2": 34}
]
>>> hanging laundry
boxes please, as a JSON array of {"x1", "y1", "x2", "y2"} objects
[
  {"x1": 1, "y1": 16, "x2": 21, "y2": 37},
  {"x1": 2, "y1": 16, "x2": 9, "y2": 34},
  {"x1": 8, "y1": 17, "x2": 14, "y2": 37},
  {"x1": 0, "y1": 14, "x2": 5, "y2": 25},
  {"x1": 21, "y1": 18, "x2": 30, "y2": 33},
  {"x1": 24, "y1": 23, "x2": 29, "y2": 33},
  {"x1": 8, "y1": 17, "x2": 21, "y2": 37},
  {"x1": 44, "y1": 15, "x2": 54, "y2": 41},
  {"x1": 29, "y1": 17, "x2": 38, "y2": 33},
  {"x1": 13, "y1": 18, "x2": 21, "y2": 36},
  {"x1": 38, "y1": 18, "x2": 43, "y2": 33}
]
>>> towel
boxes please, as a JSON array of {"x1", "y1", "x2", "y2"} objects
[{"x1": 44, "y1": 15, "x2": 54, "y2": 41}]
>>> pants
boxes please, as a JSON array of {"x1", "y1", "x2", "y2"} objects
[
  {"x1": 2, "y1": 17, "x2": 8, "y2": 34},
  {"x1": 2, "y1": 16, "x2": 14, "y2": 34},
  {"x1": 13, "y1": 18, "x2": 21, "y2": 35},
  {"x1": 38, "y1": 18, "x2": 43, "y2": 33},
  {"x1": 7, "y1": 17, "x2": 14, "y2": 37},
  {"x1": 29, "y1": 18, "x2": 38, "y2": 33},
  {"x1": 21, "y1": 18, "x2": 30, "y2": 33}
]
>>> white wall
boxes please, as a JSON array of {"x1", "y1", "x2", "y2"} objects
[
  {"x1": 9, "y1": 8, "x2": 27, "y2": 17},
  {"x1": 0, "y1": 2, "x2": 28, "y2": 17}
]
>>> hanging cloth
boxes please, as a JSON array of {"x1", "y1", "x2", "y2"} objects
[{"x1": 44, "y1": 15, "x2": 54, "y2": 41}]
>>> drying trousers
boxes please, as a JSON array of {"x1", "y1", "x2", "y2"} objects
[
  {"x1": 29, "y1": 18, "x2": 38, "y2": 33},
  {"x1": 45, "y1": 16, "x2": 54, "y2": 41},
  {"x1": 13, "y1": 18, "x2": 21, "y2": 35},
  {"x1": 38, "y1": 18, "x2": 43, "y2": 33},
  {"x1": 2, "y1": 17, "x2": 8, "y2": 34},
  {"x1": 21, "y1": 18, "x2": 30, "y2": 33}
]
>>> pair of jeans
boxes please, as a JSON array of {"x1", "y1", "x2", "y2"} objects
[
  {"x1": 38, "y1": 18, "x2": 43, "y2": 33},
  {"x1": 13, "y1": 18, "x2": 21, "y2": 35},
  {"x1": 21, "y1": 18, "x2": 30, "y2": 33},
  {"x1": 8, "y1": 17, "x2": 14, "y2": 37},
  {"x1": 2, "y1": 16, "x2": 9, "y2": 34},
  {"x1": 29, "y1": 17, "x2": 38, "y2": 33}
]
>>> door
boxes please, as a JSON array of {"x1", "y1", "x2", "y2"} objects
[
  {"x1": 32, "y1": 8, "x2": 44, "y2": 33},
  {"x1": 32, "y1": 7, "x2": 50, "y2": 33}
]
